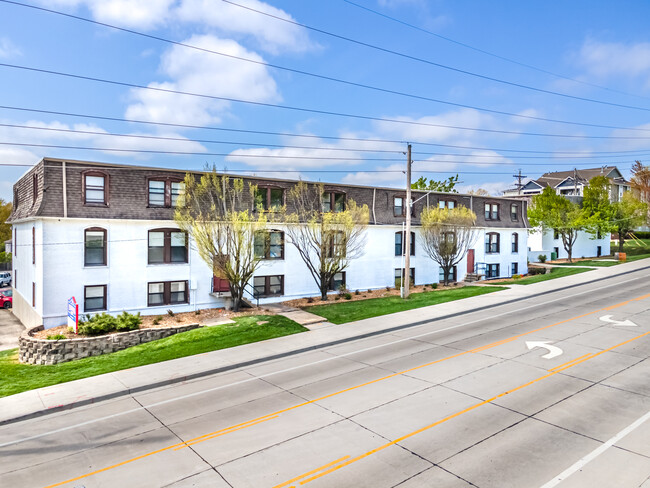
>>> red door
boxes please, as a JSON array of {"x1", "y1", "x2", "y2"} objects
[
  {"x1": 467, "y1": 249, "x2": 475, "y2": 274},
  {"x1": 212, "y1": 276, "x2": 230, "y2": 292}
]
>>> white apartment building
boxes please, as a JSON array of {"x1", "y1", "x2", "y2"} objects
[{"x1": 9, "y1": 158, "x2": 530, "y2": 329}]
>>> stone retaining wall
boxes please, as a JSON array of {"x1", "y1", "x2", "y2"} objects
[{"x1": 19, "y1": 324, "x2": 201, "y2": 365}]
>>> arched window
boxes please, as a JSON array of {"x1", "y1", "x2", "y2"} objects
[
  {"x1": 485, "y1": 232, "x2": 500, "y2": 253},
  {"x1": 82, "y1": 170, "x2": 109, "y2": 205},
  {"x1": 511, "y1": 233, "x2": 519, "y2": 253},
  {"x1": 395, "y1": 231, "x2": 415, "y2": 256}
]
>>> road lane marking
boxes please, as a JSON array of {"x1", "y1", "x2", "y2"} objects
[
  {"x1": 526, "y1": 341, "x2": 563, "y2": 359},
  {"x1": 272, "y1": 456, "x2": 351, "y2": 488},
  {"x1": 4, "y1": 286, "x2": 647, "y2": 452},
  {"x1": 35, "y1": 293, "x2": 650, "y2": 488},
  {"x1": 276, "y1": 329, "x2": 650, "y2": 487},
  {"x1": 599, "y1": 314, "x2": 638, "y2": 327},
  {"x1": 173, "y1": 415, "x2": 279, "y2": 450},
  {"x1": 539, "y1": 410, "x2": 650, "y2": 488},
  {"x1": 548, "y1": 354, "x2": 592, "y2": 372}
]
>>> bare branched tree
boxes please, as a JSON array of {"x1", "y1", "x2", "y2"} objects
[
  {"x1": 174, "y1": 170, "x2": 267, "y2": 312},
  {"x1": 282, "y1": 181, "x2": 369, "y2": 300},
  {"x1": 420, "y1": 206, "x2": 478, "y2": 285}
]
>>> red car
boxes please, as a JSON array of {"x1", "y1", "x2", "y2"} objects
[{"x1": 0, "y1": 289, "x2": 12, "y2": 309}]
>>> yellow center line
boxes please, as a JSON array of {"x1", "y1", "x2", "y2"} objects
[
  {"x1": 174, "y1": 415, "x2": 280, "y2": 450},
  {"x1": 281, "y1": 329, "x2": 650, "y2": 487},
  {"x1": 43, "y1": 292, "x2": 650, "y2": 488},
  {"x1": 272, "y1": 456, "x2": 351, "y2": 488},
  {"x1": 548, "y1": 354, "x2": 592, "y2": 372}
]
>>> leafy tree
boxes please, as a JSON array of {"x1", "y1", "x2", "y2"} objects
[
  {"x1": 420, "y1": 206, "x2": 478, "y2": 286},
  {"x1": 412, "y1": 175, "x2": 459, "y2": 193},
  {"x1": 528, "y1": 187, "x2": 585, "y2": 262},
  {"x1": 174, "y1": 170, "x2": 268, "y2": 312},
  {"x1": 282, "y1": 181, "x2": 369, "y2": 300},
  {"x1": 0, "y1": 199, "x2": 12, "y2": 252},
  {"x1": 0, "y1": 252, "x2": 11, "y2": 264},
  {"x1": 612, "y1": 192, "x2": 648, "y2": 252},
  {"x1": 631, "y1": 161, "x2": 650, "y2": 220},
  {"x1": 582, "y1": 175, "x2": 615, "y2": 238}
]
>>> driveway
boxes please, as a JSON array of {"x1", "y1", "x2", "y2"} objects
[{"x1": 0, "y1": 305, "x2": 25, "y2": 352}]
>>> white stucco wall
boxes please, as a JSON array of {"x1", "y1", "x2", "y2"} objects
[
  {"x1": 23, "y1": 218, "x2": 531, "y2": 329},
  {"x1": 527, "y1": 228, "x2": 611, "y2": 261}
]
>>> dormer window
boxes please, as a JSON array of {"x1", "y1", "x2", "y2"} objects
[
  {"x1": 255, "y1": 187, "x2": 284, "y2": 211},
  {"x1": 83, "y1": 171, "x2": 108, "y2": 205},
  {"x1": 148, "y1": 178, "x2": 185, "y2": 208},
  {"x1": 323, "y1": 192, "x2": 345, "y2": 213}
]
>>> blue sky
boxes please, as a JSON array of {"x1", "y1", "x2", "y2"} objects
[{"x1": 2, "y1": 0, "x2": 650, "y2": 201}]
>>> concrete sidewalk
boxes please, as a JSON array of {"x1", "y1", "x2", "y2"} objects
[
  {"x1": 0, "y1": 309, "x2": 25, "y2": 352},
  {"x1": 1, "y1": 259, "x2": 648, "y2": 425}
]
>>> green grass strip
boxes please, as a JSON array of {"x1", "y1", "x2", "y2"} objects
[
  {"x1": 304, "y1": 286, "x2": 505, "y2": 325},
  {"x1": 482, "y1": 266, "x2": 592, "y2": 286},
  {"x1": 0, "y1": 315, "x2": 306, "y2": 398}
]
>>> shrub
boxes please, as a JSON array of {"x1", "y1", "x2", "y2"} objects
[
  {"x1": 343, "y1": 293, "x2": 352, "y2": 300},
  {"x1": 335, "y1": 296, "x2": 341, "y2": 301},
  {"x1": 152, "y1": 316, "x2": 162, "y2": 325},
  {"x1": 512, "y1": 274, "x2": 522, "y2": 280},
  {"x1": 116, "y1": 311, "x2": 141, "y2": 332},
  {"x1": 538, "y1": 254, "x2": 547, "y2": 263},
  {"x1": 527, "y1": 267, "x2": 545, "y2": 276},
  {"x1": 306, "y1": 297, "x2": 314, "y2": 303},
  {"x1": 367, "y1": 289, "x2": 372, "y2": 293},
  {"x1": 385, "y1": 286, "x2": 391, "y2": 291},
  {"x1": 195, "y1": 309, "x2": 201, "y2": 315},
  {"x1": 78, "y1": 311, "x2": 141, "y2": 336},
  {"x1": 67, "y1": 327, "x2": 74, "y2": 334},
  {"x1": 78, "y1": 313, "x2": 119, "y2": 336},
  {"x1": 634, "y1": 231, "x2": 650, "y2": 239},
  {"x1": 431, "y1": 283, "x2": 438, "y2": 289},
  {"x1": 355, "y1": 290, "x2": 360, "y2": 295},
  {"x1": 47, "y1": 334, "x2": 66, "y2": 340},
  {"x1": 167, "y1": 309, "x2": 175, "y2": 317}
]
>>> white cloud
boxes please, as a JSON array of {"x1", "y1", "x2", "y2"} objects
[
  {"x1": 39, "y1": 0, "x2": 313, "y2": 54},
  {"x1": 0, "y1": 38, "x2": 21, "y2": 59},
  {"x1": 577, "y1": 39, "x2": 650, "y2": 86},
  {"x1": 457, "y1": 181, "x2": 510, "y2": 196},
  {"x1": 341, "y1": 163, "x2": 405, "y2": 187},
  {"x1": 126, "y1": 35, "x2": 279, "y2": 125}
]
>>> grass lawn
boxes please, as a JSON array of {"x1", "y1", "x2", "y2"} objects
[
  {"x1": 483, "y1": 266, "x2": 592, "y2": 286},
  {"x1": 304, "y1": 286, "x2": 506, "y2": 325},
  {"x1": 0, "y1": 315, "x2": 306, "y2": 398},
  {"x1": 553, "y1": 260, "x2": 619, "y2": 267},
  {"x1": 620, "y1": 238, "x2": 650, "y2": 261}
]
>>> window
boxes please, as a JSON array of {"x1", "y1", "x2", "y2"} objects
[
  {"x1": 485, "y1": 203, "x2": 499, "y2": 220},
  {"x1": 511, "y1": 233, "x2": 519, "y2": 253},
  {"x1": 148, "y1": 179, "x2": 185, "y2": 208},
  {"x1": 553, "y1": 229, "x2": 559, "y2": 240},
  {"x1": 597, "y1": 230, "x2": 602, "y2": 240},
  {"x1": 511, "y1": 262, "x2": 518, "y2": 276},
  {"x1": 438, "y1": 266, "x2": 456, "y2": 283},
  {"x1": 394, "y1": 197, "x2": 404, "y2": 217},
  {"x1": 485, "y1": 232, "x2": 500, "y2": 253},
  {"x1": 83, "y1": 171, "x2": 108, "y2": 205},
  {"x1": 253, "y1": 275, "x2": 284, "y2": 297},
  {"x1": 322, "y1": 192, "x2": 346, "y2": 213},
  {"x1": 329, "y1": 272, "x2": 346, "y2": 291},
  {"x1": 395, "y1": 268, "x2": 415, "y2": 288},
  {"x1": 147, "y1": 281, "x2": 188, "y2": 306},
  {"x1": 32, "y1": 173, "x2": 38, "y2": 206},
  {"x1": 511, "y1": 203, "x2": 518, "y2": 221},
  {"x1": 395, "y1": 231, "x2": 415, "y2": 256},
  {"x1": 148, "y1": 229, "x2": 188, "y2": 264},
  {"x1": 255, "y1": 187, "x2": 284, "y2": 211},
  {"x1": 438, "y1": 200, "x2": 455, "y2": 209},
  {"x1": 84, "y1": 285, "x2": 107, "y2": 312},
  {"x1": 487, "y1": 264, "x2": 500, "y2": 279},
  {"x1": 254, "y1": 230, "x2": 284, "y2": 259},
  {"x1": 326, "y1": 231, "x2": 346, "y2": 258},
  {"x1": 85, "y1": 228, "x2": 107, "y2": 266}
]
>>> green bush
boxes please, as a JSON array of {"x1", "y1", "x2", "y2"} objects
[
  {"x1": 527, "y1": 267, "x2": 546, "y2": 276},
  {"x1": 78, "y1": 311, "x2": 141, "y2": 336},
  {"x1": 152, "y1": 316, "x2": 162, "y2": 325},
  {"x1": 116, "y1": 311, "x2": 142, "y2": 332},
  {"x1": 633, "y1": 231, "x2": 650, "y2": 239},
  {"x1": 538, "y1": 254, "x2": 547, "y2": 263},
  {"x1": 47, "y1": 334, "x2": 67, "y2": 340},
  {"x1": 431, "y1": 283, "x2": 438, "y2": 289},
  {"x1": 512, "y1": 274, "x2": 522, "y2": 280},
  {"x1": 343, "y1": 292, "x2": 352, "y2": 300}
]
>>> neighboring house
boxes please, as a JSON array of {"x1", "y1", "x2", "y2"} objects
[
  {"x1": 504, "y1": 166, "x2": 631, "y2": 201},
  {"x1": 9, "y1": 158, "x2": 529, "y2": 329},
  {"x1": 3, "y1": 240, "x2": 10, "y2": 253},
  {"x1": 504, "y1": 167, "x2": 620, "y2": 261}
]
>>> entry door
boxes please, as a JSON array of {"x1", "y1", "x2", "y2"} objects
[{"x1": 467, "y1": 249, "x2": 475, "y2": 273}]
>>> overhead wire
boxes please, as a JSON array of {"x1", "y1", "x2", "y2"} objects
[{"x1": 342, "y1": 0, "x2": 650, "y2": 102}]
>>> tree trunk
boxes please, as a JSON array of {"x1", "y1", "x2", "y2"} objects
[
  {"x1": 231, "y1": 284, "x2": 242, "y2": 312},
  {"x1": 320, "y1": 277, "x2": 328, "y2": 301},
  {"x1": 619, "y1": 233, "x2": 625, "y2": 253}
]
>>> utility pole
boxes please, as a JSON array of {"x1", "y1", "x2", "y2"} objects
[
  {"x1": 403, "y1": 143, "x2": 412, "y2": 299},
  {"x1": 513, "y1": 169, "x2": 526, "y2": 195},
  {"x1": 573, "y1": 168, "x2": 578, "y2": 196}
]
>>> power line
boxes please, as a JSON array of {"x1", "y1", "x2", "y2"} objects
[
  {"x1": 4, "y1": 0, "x2": 649, "y2": 120},
  {"x1": 221, "y1": 0, "x2": 650, "y2": 113},
  {"x1": 342, "y1": 0, "x2": 650, "y2": 103},
  {"x1": 3, "y1": 122, "x2": 650, "y2": 161},
  {"x1": 4, "y1": 62, "x2": 650, "y2": 138}
]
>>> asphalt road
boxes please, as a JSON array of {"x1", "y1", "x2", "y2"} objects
[{"x1": 1, "y1": 268, "x2": 649, "y2": 488}]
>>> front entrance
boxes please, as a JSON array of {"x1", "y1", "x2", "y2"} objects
[{"x1": 467, "y1": 249, "x2": 475, "y2": 274}]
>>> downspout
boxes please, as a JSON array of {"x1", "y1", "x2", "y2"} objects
[
  {"x1": 62, "y1": 161, "x2": 68, "y2": 218},
  {"x1": 372, "y1": 188, "x2": 376, "y2": 224}
]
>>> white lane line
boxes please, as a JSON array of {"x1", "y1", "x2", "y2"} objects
[
  {"x1": 539, "y1": 410, "x2": 650, "y2": 488},
  {"x1": 1, "y1": 275, "x2": 647, "y2": 448}
]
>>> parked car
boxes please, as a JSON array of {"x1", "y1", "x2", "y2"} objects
[
  {"x1": 0, "y1": 272, "x2": 10, "y2": 287},
  {"x1": 0, "y1": 289, "x2": 12, "y2": 309}
]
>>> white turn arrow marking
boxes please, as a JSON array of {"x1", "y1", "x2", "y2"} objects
[
  {"x1": 599, "y1": 315, "x2": 638, "y2": 327},
  {"x1": 526, "y1": 341, "x2": 564, "y2": 359}
]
